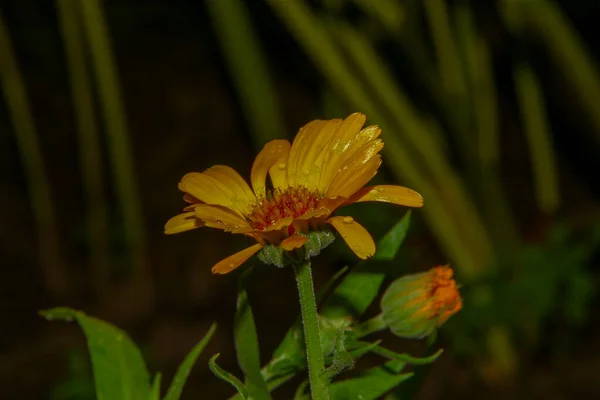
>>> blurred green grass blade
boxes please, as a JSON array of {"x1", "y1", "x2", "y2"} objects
[
  {"x1": 164, "y1": 323, "x2": 217, "y2": 400},
  {"x1": 0, "y1": 12, "x2": 68, "y2": 295},
  {"x1": 423, "y1": 0, "x2": 465, "y2": 98},
  {"x1": 268, "y1": 0, "x2": 491, "y2": 277},
  {"x1": 235, "y1": 273, "x2": 272, "y2": 400},
  {"x1": 351, "y1": 0, "x2": 405, "y2": 34},
  {"x1": 514, "y1": 63, "x2": 560, "y2": 213},
  {"x1": 501, "y1": 0, "x2": 600, "y2": 146},
  {"x1": 56, "y1": 0, "x2": 110, "y2": 293},
  {"x1": 209, "y1": 354, "x2": 249, "y2": 400},
  {"x1": 79, "y1": 0, "x2": 146, "y2": 271},
  {"x1": 41, "y1": 307, "x2": 151, "y2": 400},
  {"x1": 206, "y1": 0, "x2": 286, "y2": 149},
  {"x1": 423, "y1": 0, "x2": 471, "y2": 153},
  {"x1": 454, "y1": 4, "x2": 499, "y2": 166}
]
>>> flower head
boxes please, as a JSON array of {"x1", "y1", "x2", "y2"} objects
[
  {"x1": 380, "y1": 265, "x2": 462, "y2": 339},
  {"x1": 165, "y1": 113, "x2": 423, "y2": 274}
]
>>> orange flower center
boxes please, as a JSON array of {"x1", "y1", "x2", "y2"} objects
[{"x1": 247, "y1": 187, "x2": 321, "y2": 232}]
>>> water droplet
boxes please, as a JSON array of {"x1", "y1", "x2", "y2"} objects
[
  {"x1": 216, "y1": 219, "x2": 223, "y2": 224},
  {"x1": 228, "y1": 263, "x2": 236, "y2": 268},
  {"x1": 278, "y1": 163, "x2": 287, "y2": 170},
  {"x1": 342, "y1": 216, "x2": 354, "y2": 224}
]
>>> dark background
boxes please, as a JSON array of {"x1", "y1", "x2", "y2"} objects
[{"x1": 1, "y1": 1, "x2": 600, "y2": 399}]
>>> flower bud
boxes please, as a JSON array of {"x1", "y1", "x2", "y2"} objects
[{"x1": 380, "y1": 265, "x2": 462, "y2": 339}]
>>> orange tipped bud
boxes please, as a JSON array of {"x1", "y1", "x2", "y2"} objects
[{"x1": 380, "y1": 265, "x2": 462, "y2": 339}]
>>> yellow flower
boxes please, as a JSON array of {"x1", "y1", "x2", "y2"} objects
[{"x1": 165, "y1": 113, "x2": 423, "y2": 274}]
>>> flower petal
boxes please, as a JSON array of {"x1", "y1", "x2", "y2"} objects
[
  {"x1": 250, "y1": 140, "x2": 291, "y2": 197},
  {"x1": 281, "y1": 235, "x2": 307, "y2": 251},
  {"x1": 194, "y1": 204, "x2": 249, "y2": 231},
  {"x1": 179, "y1": 166, "x2": 255, "y2": 215},
  {"x1": 319, "y1": 114, "x2": 381, "y2": 192},
  {"x1": 347, "y1": 185, "x2": 424, "y2": 207},
  {"x1": 325, "y1": 138, "x2": 384, "y2": 198},
  {"x1": 288, "y1": 118, "x2": 350, "y2": 189},
  {"x1": 211, "y1": 243, "x2": 262, "y2": 274},
  {"x1": 202, "y1": 165, "x2": 256, "y2": 205},
  {"x1": 164, "y1": 212, "x2": 204, "y2": 234},
  {"x1": 326, "y1": 216, "x2": 375, "y2": 259}
]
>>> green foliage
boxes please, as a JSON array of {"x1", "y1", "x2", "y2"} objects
[
  {"x1": 163, "y1": 324, "x2": 217, "y2": 400},
  {"x1": 41, "y1": 308, "x2": 152, "y2": 400},
  {"x1": 322, "y1": 211, "x2": 412, "y2": 319},
  {"x1": 41, "y1": 308, "x2": 217, "y2": 400},
  {"x1": 234, "y1": 271, "x2": 272, "y2": 400},
  {"x1": 209, "y1": 354, "x2": 249, "y2": 399}
]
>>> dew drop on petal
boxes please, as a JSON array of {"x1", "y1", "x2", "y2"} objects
[
  {"x1": 278, "y1": 163, "x2": 287, "y2": 170},
  {"x1": 216, "y1": 219, "x2": 223, "y2": 224},
  {"x1": 342, "y1": 216, "x2": 354, "y2": 224}
]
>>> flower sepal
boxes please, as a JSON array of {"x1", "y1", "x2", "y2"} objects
[{"x1": 257, "y1": 229, "x2": 337, "y2": 268}]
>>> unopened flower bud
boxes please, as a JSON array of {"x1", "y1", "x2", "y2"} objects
[{"x1": 380, "y1": 265, "x2": 462, "y2": 339}]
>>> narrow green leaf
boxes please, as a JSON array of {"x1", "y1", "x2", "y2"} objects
[
  {"x1": 514, "y1": 63, "x2": 560, "y2": 213},
  {"x1": 78, "y1": 0, "x2": 145, "y2": 271},
  {"x1": 328, "y1": 360, "x2": 413, "y2": 400},
  {"x1": 0, "y1": 11, "x2": 67, "y2": 295},
  {"x1": 56, "y1": 0, "x2": 110, "y2": 294},
  {"x1": 149, "y1": 373, "x2": 161, "y2": 400},
  {"x1": 163, "y1": 323, "x2": 218, "y2": 400},
  {"x1": 40, "y1": 307, "x2": 151, "y2": 400},
  {"x1": 372, "y1": 211, "x2": 411, "y2": 262},
  {"x1": 234, "y1": 273, "x2": 271, "y2": 400},
  {"x1": 362, "y1": 344, "x2": 444, "y2": 365},
  {"x1": 209, "y1": 354, "x2": 249, "y2": 400},
  {"x1": 293, "y1": 380, "x2": 309, "y2": 400},
  {"x1": 322, "y1": 212, "x2": 412, "y2": 319},
  {"x1": 205, "y1": 0, "x2": 286, "y2": 149}
]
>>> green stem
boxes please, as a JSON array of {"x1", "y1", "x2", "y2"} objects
[
  {"x1": 293, "y1": 260, "x2": 329, "y2": 400},
  {"x1": 353, "y1": 313, "x2": 387, "y2": 339}
]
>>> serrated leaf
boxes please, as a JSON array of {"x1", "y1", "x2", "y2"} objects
[
  {"x1": 209, "y1": 354, "x2": 248, "y2": 399},
  {"x1": 149, "y1": 373, "x2": 161, "y2": 400},
  {"x1": 40, "y1": 307, "x2": 151, "y2": 400},
  {"x1": 163, "y1": 323, "x2": 217, "y2": 400},
  {"x1": 322, "y1": 211, "x2": 412, "y2": 319},
  {"x1": 235, "y1": 272, "x2": 271, "y2": 400},
  {"x1": 328, "y1": 360, "x2": 413, "y2": 400}
]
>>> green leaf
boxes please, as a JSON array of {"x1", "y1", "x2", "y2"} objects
[
  {"x1": 322, "y1": 211, "x2": 412, "y2": 318},
  {"x1": 372, "y1": 210, "x2": 412, "y2": 261},
  {"x1": 328, "y1": 360, "x2": 413, "y2": 400},
  {"x1": 234, "y1": 272, "x2": 271, "y2": 400},
  {"x1": 163, "y1": 323, "x2": 217, "y2": 400},
  {"x1": 40, "y1": 307, "x2": 151, "y2": 400},
  {"x1": 209, "y1": 354, "x2": 248, "y2": 400},
  {"x1": 360, "y1": 343, "x2": 444, "y2": 365},
  {"x1": 149, "y1": 373, "x2": 161, "y2": 400}
]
